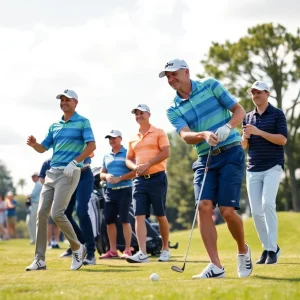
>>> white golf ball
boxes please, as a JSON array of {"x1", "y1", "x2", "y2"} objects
[{"x1": 150, "y1": 273, "x2": 159, "y2": 281}]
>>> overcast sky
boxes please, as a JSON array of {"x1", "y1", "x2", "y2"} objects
[{"x1": 0, "y1": 0, "x2": 299, "y2": 194}]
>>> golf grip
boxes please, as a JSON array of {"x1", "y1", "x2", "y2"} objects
[{"x1": 182, "y1": 146, "x2": 213, "y2": 266}]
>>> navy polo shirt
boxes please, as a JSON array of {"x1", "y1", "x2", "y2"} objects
[{"x1": 243, "y1": 103, "x2": 287, "y2": 172}]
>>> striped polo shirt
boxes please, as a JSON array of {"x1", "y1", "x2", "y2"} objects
[
  {"x1": 243, "y1": 103, "x2": 287, "y2": 172},
  {"x1": 128, "y1": 125, "x2": 170, "y2": 174},
  {"x1": 41, "y1": 112, "x2": 95, "y2": 168},
  {"x1": 102, "y1": 146, "x2": 132, "y2": 189},
  {"x1": 166, "y1": 78, "x2": 241, "y2": 157}
]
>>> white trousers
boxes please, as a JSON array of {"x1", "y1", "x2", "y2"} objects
[
  {"x1": 26, "y1": 202, "x2": 39, "y2": 242},
  {"x1": 246, "y1": 165, "x2": 282, "y2": 252}
]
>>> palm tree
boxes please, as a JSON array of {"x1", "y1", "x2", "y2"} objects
[{"x1": 17, "y1": 179, "x2": 26, "y2": 195}]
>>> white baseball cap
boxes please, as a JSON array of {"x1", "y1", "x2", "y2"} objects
[
  {"x1": 247, "y1": 81, "x2": 270, "y2": 95},
  {"x1": 6, "y1": 191, "x2": 14, "y2": 196},
  {"x1": 159, "y1": 59, "x2": 189, "y2": 78},
  {"x1": 131, "y1": 104, "x2": 150, "y2": 114},
  {"x1": 56, "y1": 89, "x2": 79, "y2": 101},
  {"x1": 105, "y1": 129, "x2": 122, "y2": 138}
]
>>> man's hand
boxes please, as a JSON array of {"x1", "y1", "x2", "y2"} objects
[
  {"x1": 203, "y1": 131, "x2": 219, "y2": 146},
  {"x1": 244, "y1": 124, "x2": 261, "y2": 136},
  {"x1": 27, "y1": 135, "x2": 37, "y2": 147},
  {"x1": 64, "y1": 160, "x2": 79, "y2": 177},
  {"x1": 135, "y1": 162, "x2": 150, "y2": 176},
  {"x1": 110, "y1": 177, "x2": 122, "y2": 184},
  {"x1": 215, "y1": 124, "x2": 231, "y2": 143},
  {"x1": 242, "y1": 127, "x2": 250, "y2": 140},
  {"x1": 105, "y1": 174, "x2": 115, "y2": 183}
]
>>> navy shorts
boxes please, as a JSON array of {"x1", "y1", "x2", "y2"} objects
[
  {"x1": 133, "y1": 171, "x2": 167, "y2": 217},
  {"x1": 104, "y1": 187, "x2": 132, "y2": 224},
  {"x1": 192, "y1": 145, "x2": 244, "y2": 209}
]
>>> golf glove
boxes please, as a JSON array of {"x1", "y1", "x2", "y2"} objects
[
  {"x1": 215, "y1": 124, "x2": 231, "y2": 142},
  {"x1": 64, "y1": 160, "x2": 79, "y2": 177}
]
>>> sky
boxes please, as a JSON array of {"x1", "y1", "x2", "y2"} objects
[{"x1": 0, "y1": 0, "x2": 299, "y2": 194}]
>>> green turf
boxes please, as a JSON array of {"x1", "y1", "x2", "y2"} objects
[{"x1": 0, "y1": 212, "x2": 299, "y2": 300}]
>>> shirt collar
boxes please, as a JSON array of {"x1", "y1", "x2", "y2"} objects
[
  {"x1": 137, "y1": 125, "x2": 155, "y2": 137},
  {"x1": 110, "y1": 145, "x2": 125, "y2": 155},
  {"x1": 60, "y1": 112, "x2": 79, "y2": 123},
  {"x1": 174, "y1": 80, "x2": 197, "y2": 105},
  {"x1": 253, "y1": 103, "x2": 273, "y2": 115}
]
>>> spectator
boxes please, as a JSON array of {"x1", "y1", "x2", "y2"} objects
[{"x1": 5, "y1": 191, "x2": 17, "y2": 239}]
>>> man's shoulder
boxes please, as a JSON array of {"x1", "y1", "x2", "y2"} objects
[
  {"x1": 74, "y1": 112, "x2": 90, "y2": 123},
  {"x1": 151, "y1": 125, "x2": 167, "y2": 135}
]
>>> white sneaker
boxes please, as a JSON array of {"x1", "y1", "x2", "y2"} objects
[
  {"x1": 126, "y1": 250, "x2": 149, "y2": 263},
  {"x1": 25, "y1": 259, "x2": 46, "y2": 271},
  {"x1": 238, "y1": 244, "x2": 253, "y2": 278},
  {"x1": 192, "y1": 263, "x2": 225, "y2": 279},
  {"x1": 158, "y1": 250, "x2": 171, "y2": 262},
  {"x1": 71, "y1": 244, "x2": 86, "y2": 270}
]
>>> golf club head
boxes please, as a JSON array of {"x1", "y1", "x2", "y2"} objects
[{"x1": 171, "y1": 265, "x2": 184, "y2": 273}]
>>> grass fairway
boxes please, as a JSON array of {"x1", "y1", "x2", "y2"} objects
[{"x1": 0, "y1": 212, "x2": 300, "y2": 300}]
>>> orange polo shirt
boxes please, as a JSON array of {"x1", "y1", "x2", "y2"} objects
[{"x1": 128, "y1": 125, "x2": 170, "y2": 174}]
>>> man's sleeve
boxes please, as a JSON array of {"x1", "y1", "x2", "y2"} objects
[
  {"x1": 82, "y1": 119, "x2": 95, "y2": 143},
  {"x1": 30, "y1": 183, "x2": 42, "y2": 199},
  {"x1": 127, "y1": 142, "x2": 135, "y2": 159},
  {"x1": 41, "y1": 125, "x2": 54, "y2": 150},
  {"x1": 158, "y1": 130, "x2": 170, "y2": 149},
  {"x1": 276, "y1": 110, "x2": 288, "y2": 138},
  {"x1": 208, "y1": 77, "x2": 237, "y2": 109},
  {"x1": 39, "y1": 162, "x2": 48, "y2": 179},
  {"x1": 166, "y1": 107, "x2": 189, "y2": 134}
]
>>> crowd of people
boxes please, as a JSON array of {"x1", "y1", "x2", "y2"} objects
[{"x1": 1, "y1": 58, "x2": 287, "y2": 280}]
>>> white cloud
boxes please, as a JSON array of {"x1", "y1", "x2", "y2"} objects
[{"x1": 0, "y1": 0, "x2": 298, "y2": 193}]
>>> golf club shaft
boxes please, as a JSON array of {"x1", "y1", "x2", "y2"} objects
[{"x1": 181, "y1": 146, "x2": 213, "y2": 268}]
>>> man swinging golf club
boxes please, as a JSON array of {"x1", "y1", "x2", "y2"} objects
[{"x1": 161, "y1": 59, "x2": 253, "y2": 278}]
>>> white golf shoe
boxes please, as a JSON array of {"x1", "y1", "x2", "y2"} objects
[
  {"x1": 158, "y1": 250, "x2": 171, "y2": 262},
  {"x1": 126, "y1": 250, "x2": 149, "y2": 263},
  {"x1": 237, "y1": 244, "x2": 253, "y2": 278},
  {"x1": 25, "y1": 259, "x2": 46, "y2": 271},
  {"x1": 71, "y1": 244, "x2": 86, "y2": 270},
  {"x1": 192, "y1": 263, "x2": 225, "y2": 279}
]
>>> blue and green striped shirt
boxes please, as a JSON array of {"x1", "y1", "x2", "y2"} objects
[
  {"x1": 41, "y1": 112, "x2": 95, "y2": 168},
  {"x1": 166, "y1": 78, "x2": 241, "y2": 157}
]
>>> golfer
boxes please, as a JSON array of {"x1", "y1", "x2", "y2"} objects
[
  {"x1": 26, "y1": 89, "x2": 96, "y2": 271},
  {"x1": 126, "y1": 104, "x2": 171, "y2": 263},
  {"x1": 242, "y1": 81, "x2": 287, "y2": 264},
  {"x1": 162, "y1": 59, "x2": 252, "y2": 278}
]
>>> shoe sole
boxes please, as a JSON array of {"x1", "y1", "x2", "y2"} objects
[
  {"x1": 26, "y1": 267, "x2": 47, "y2": 271},
  {"x1": 192, "y1": 274, "x2": 225, "y2": 279}
]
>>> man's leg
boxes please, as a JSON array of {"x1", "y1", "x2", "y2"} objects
[
  {"x1": 35, "y1": 183, "x2": 55, "y2": 260},
  {"x1": 247, "y1": 171, "x2": 267, "y2": 249},
  {"x1": 219, "y1": 207, "x2": 247, "y2": 253},
  {"x1": 156, "y1": 216, "x2": 169, "y2": 251},
  {"x1": 122, "y1": 223, "x2": 132, "y2": 251},
  {"x1": 26, "y1": 212, "x2": 33, "y2": 242},
  {"x1": 262, "y1": 165, "x2": 282, "y2": 252},
  {"x1": 135, "y1": 215, "x2": 147, "y2": 254},
  {"x1": 51, "y1": 170, "x2": 80, "y2": 251},
  {"x1": 65, "y1": 191, "x2": 85, "y2": 245},
  {"x1": 106, "y1": 223, "x2": 117, "y2": 252},
  {"x1": 76, "y1": 169, "x2": 95, "y2": 257},
  {"x1": 31, "y1": 203, "x2": 39, "y2": 243},
  {"x1": 199, "y1": 200, "x2": 222, "y2": 268}
]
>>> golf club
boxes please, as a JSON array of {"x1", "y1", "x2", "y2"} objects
[{"x1": 171, "y1": 145, "x2": 213, "y2": 273}]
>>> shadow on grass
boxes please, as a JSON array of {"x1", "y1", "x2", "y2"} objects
[
  {"x1": 254, "y1": 275, "x2": 300, "y2": 282},
  {"x1": 80, "y1": 268, "x2": 142, "y2": 273}
]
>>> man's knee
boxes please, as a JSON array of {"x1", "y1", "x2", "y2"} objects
[
  {"x1": 199, "y1": 201, "x2": 213, "y2": 215},
  {"x1": 51, "y1": 211, "x2": 64, "y2": 224},
  {"x1": 219, "y1": 207, "x2": 236, "y2": 221}
]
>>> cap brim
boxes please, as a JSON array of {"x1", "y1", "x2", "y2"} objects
[
  {"x1": 56, "y1": 93, "x2": 76, "y2": 100},
  {"x1": 105, "y1": 134, "x2": 119, "y2": 138},
  {"x1": 247, "y1": 87, "x2": 268, "y2": 95},
  {"x1": 131, "y1": 108, "x2": 149, "y2": 114},
  {"x1": 159, "y1": 67, "x2": 182, "y2": 78}
]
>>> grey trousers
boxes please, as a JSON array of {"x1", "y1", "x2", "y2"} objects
[
  {"x1": 26, "y1": 202, "x2": 39, "y2": 242},
  {"x1": 35, "y1": 168, "x2": 80, "y2": 260}
]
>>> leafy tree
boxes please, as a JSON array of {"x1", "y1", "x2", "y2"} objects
[
  {"x1": 17, "y1": 178, "x2": 26, "y2": 194},
  {"x1": 0, "y1": 160, "x2": 14, "y2": 197},
  {"x1": 167, "y1": 132, "x2": 198, "y2": 229},
  {"x1": 198, "y1": 23, "x2": 300, "y2": 211}
]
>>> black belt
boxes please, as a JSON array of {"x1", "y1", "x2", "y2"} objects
[
  {"x1": 212, "y1": 142, "x2": 241, "y2": 156},
  {"x1": 138, "y1": 171, "x2": 165, "y2": 180}
]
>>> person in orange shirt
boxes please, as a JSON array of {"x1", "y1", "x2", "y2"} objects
[{"x1": 125, "y1": 104, "x2": 171, "y2": 263}]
